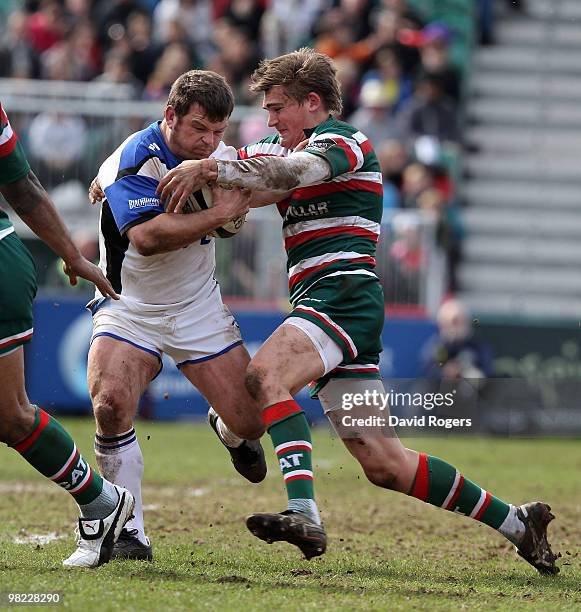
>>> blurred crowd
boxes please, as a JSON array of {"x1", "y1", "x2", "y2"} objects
[{"x1": 0, "y1": 0, "x2": 489, "y2": 300}]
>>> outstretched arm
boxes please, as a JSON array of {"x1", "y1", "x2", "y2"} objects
[
  {"x1": 0, "y1": 171, "x2": 119, "y2": 299},
  {"x1": 216, "y1": 152, "x2": 331, "y2": 191},
  {"x1": 157, "y1": 153, "x2": 330, "y2": 213}
]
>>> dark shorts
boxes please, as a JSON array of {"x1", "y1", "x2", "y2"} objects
[
  {"x1": 286, "y1": 273, "x2": 384, "y2": 396},
  {"x1": 0, "y1": 232, "x2": 37, "y2": 356}
]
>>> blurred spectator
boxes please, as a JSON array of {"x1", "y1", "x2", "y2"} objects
[
  {"x1": 394, "y1": 72, "x2": 460, "y2": 145},
  {"x1": 349, "y1": 79, "x2": 399, "y2": 145},
  {"x1": 371, "y1": 9, "x2": 421, "y2": 75},
  {"x1": 337, "y1": 0, "x2": 375, "y2": 42},
  {"x1": 153, "y1": 0, "x2": 214, "y2": 63},
  {"x1": 314, "y1": 8, "x2": 359, "y2": 60},
  {"x1": 401, "y1": 162, "x2": 434, "y2": 208},
  {"x1": 68, "y1": 19, "x2": 103, "y2": 80},
  {"x1": 376, "y1": 139, "x2": 408, "y2": 210},
  {"x1": 113, "y1": 9, "x2": 162, "y2": 86},
  {"x1": 400, "y1": 22, "x2": 461, "y2": 101},
  {"x1": 262, "y1": 0, "x2": 327, "y2": 58},
  {"x1": 333, "y1": 56, "x2": 361, "y2": 119},
  {"x1": 26, "y1": 0, "x2": 67, "y2": 55},
  {"x1": 142, "y1": 41, "x2": 192, "y2": 101},
  {"x1": 64, "y1": 0, "x2": 95, "y2": 21},
  {"x1": 361, "y1": 47, "x2": 413, "y2": 113},
  {"x1": 380, "y1": 0, "x2": 425, "y2": 29},
  {"x1": 0, "y1": 10, "x2": 40, "y2": 78},
  {"x1": 41, "y1": 37, "x2": 87, "y2": 81},
  {"x1": 95, "y1": 0, "x2": 141, "y2": 48},
  {"x1": 222, "y1": 0, "x2": 265, "y2": 41},
  {"x1": 209, "y1": 21, "x2": 260, "y2": 104},
  {"x1": 92, "y1": 49, "x2": 143, "y2": 98},
  {"x1": 417, "y1": 188, "x2": 463, "y2": 291},
  {"x1": 27, "y1": 111, "x2": 89, "y2": 187},
  {"x1": 388, "y1": 213, "x2": 423, "y2": 303},
  {"x1": 420, "y1": 299, "x2": 493, "y2": 380}
]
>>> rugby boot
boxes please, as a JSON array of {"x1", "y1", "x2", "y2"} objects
[
  {"x1": 63, "y1": 486, "x2": 135, "y2": 568},
  {"x1": 246, "y1": 510, "x2": 327, "y2": 560},
  {"x1": 515, "y1": 502, "x2": 559, "y2": 575},
  {"x1": 111, "y1": 528, "x2": 153, "y2": 561},
  {"x1": 208, "y1": 407, "x2": 267, "y2": 483}
]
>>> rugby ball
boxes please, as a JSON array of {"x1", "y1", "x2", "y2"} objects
[{"x1": 183, "y1": 186, "x2": 246, "y2": 239}]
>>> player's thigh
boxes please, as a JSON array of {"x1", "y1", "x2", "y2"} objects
[
  {"x1": 248, "y1": 324, "x2": 326, "y2": 398},
  {"x1": 320, "y1": 378, "x2": 418, "y2": 492},
  {"x1": 0, "y1": 234, "x2": 37, "y2": 442},
  {"x1": 0, "y1": 347, "x2": 35, "y2": 444},
  {"x1": 88, "y1": 336, "x2": 159, "y2": 432},
  {"x1": 180, "y1": 343, "x2": 264, "y2": 439}
]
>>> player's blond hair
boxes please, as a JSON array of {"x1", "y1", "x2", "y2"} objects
[{"x1": 250, "y1": 48, "x2": 343, "y2": 115}]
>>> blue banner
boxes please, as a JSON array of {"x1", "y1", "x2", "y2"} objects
[{"x1": 27, "y1": 297, "x2": 436, "y2": 421}]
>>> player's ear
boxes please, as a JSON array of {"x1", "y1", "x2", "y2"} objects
[
  {"x1": 306, "y1": 92, "x2": 323, "y2": 113},
  {"x1": 165, "y1": 105, "x2": 176, "y2": 128}
]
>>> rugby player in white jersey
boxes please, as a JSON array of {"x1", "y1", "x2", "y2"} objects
[{"x1": 88, "y1": 71, "x2": 267, "y2": 560}]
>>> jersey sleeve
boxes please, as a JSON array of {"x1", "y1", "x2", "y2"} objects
[
  {"x1": 302, "y1": 131, "x2": 368, "y2": 178},
  {"x1": 238, "y1": 138, "x2": 288, "y2": 160},
  {"x1": 0, "y1": 104, "x2": 31, "y2": 186},
  {"x1": 103, "y1": 175, "x2": 164, "y2": 235}
]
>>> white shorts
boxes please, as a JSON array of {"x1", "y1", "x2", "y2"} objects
[
  {"x1": 283, "y1": 316, "x2": 343, "y2": 375},
  {"x1": 91, "y1": 287, "x2": 242, "y2": 373}
]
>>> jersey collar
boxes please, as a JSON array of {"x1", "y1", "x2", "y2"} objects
[{"x1": 303, "y1": 115, "x2": 334, "y2": 139}]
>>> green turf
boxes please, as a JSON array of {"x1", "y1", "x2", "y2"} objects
[{"x1": 0, "y1": 419, "x2": 579, "y2": 611}]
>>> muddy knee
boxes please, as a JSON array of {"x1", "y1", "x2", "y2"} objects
[
  {"x1": 363, "y1": 461, "x2": 400, "y2": 490},
  {"x1": 92, "y1": 387, "x2": 135, "y2": 435},
  {"x1": 245, "y1": 365, "x2": 268, "y2": 402}
]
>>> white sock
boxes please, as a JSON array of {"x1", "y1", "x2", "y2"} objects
[
  {"x1": 498, "y1": 504, "x2": 526, "y2": 546},
  {"x1": 94, "y1": 427, "x2": 148, "y2": 545},
  {"x1": 288, "y1": 498, "x2": 322, "y2": 525},
  {"x1": 210, "y1": 407, "x2": 244, "y2": 448}
]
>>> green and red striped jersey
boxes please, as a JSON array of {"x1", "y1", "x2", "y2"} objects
[
  {"x1": 0, "y1": 103, "x2": 31, "y2": 235},
  {"x1": 239, "y1": 116, "x2": 383, "y2": 304}
]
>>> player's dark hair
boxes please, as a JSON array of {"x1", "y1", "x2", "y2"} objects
[
  {"x1": 250, "y1": 47, "x2": 343, "y2": 115},
  {"x1": 167, "y1": 70, "x2": 234, "y2": 122}
]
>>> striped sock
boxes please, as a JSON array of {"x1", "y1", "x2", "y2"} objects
[
  {"x1": 409, "y1": 453, "x2": 511, "y2": 530},
  {"x1": 11, "y1": 406, "x2": 104, "y2": 506},
  {"x1": 94, "y1": 428, "x2": 147, "y2": 544},
  {"x1": 262, "y1": 400, "x2": 320, "y2": 525}
]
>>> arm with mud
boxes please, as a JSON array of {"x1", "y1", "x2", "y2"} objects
[{"x1": 215, "y1": 152, "x2": 331, "y2": 191}]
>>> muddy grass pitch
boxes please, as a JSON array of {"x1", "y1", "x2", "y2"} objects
[{"x1": 0, "y1": 419, "x2": 579, "y2": 611}]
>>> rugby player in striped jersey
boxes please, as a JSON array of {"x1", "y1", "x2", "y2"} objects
[
  {"x1": 0, "y1": 103, "x2": 134, "y2": 568},
  {"x1": 158, "y1": 49, "x2": 558, "y2": 574}
]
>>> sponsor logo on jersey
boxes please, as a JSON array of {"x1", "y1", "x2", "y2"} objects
[
  {"x1": 129, "y1": 196, "x2": 160, "y2": 209},
  {"x1": 307, "y1": 138, "x2": 335, "y2": 152},
  {"x1": 285, "y1": 202, "x2": 329, "y2": 220}
]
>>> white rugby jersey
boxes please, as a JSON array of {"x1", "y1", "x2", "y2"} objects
[{"x1": 93, "y1": 121, "x2": 236, "y2": 309}]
